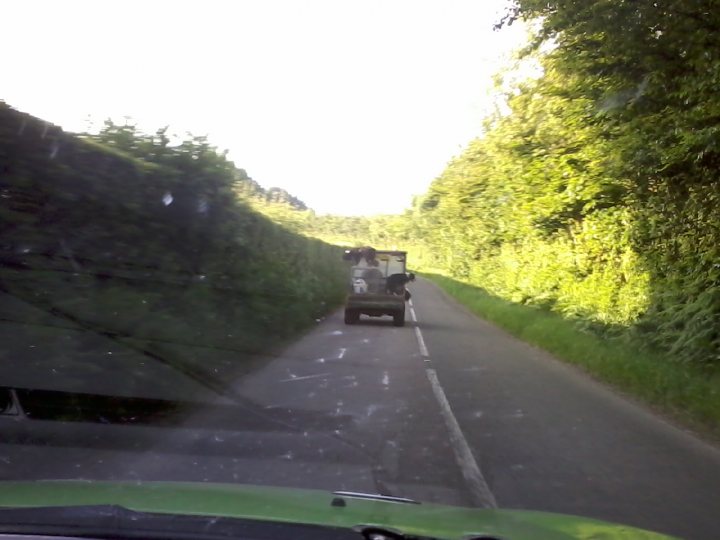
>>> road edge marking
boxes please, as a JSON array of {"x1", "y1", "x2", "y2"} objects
[
  {"x1": 414, "y1": 327, "x2": 429, "y2": 358},
  {"x1": 279, "y1": 372, "x2": 331, "y2": 383},
  {"x1": 410, "y1": 307, "x2": 429, "y2": 358},
  {"x1": 425, "y1": 367, "x2": 498, "y2": 508},
  {"x1": 411, "y1": 304, "x2": 497, "y2": 508}
]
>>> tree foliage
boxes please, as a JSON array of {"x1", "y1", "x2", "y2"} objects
[
  {"x1": 0, "y1": 105, "x2": 346, "y2": 395},
  {"x1": 394, "y1": 0, "x2": 720, "y2": 366},
  {"x1": 299, "y1": 1, "x2": 720, "y2": 368}
]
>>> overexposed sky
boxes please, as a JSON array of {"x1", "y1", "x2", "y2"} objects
[{"x1": 2, "y1": 0, "x2": 526, "y2": 215}]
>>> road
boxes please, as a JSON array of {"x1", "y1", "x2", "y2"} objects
[{"x1": 2, "y1": 278, "x2": 720, "y2": 539}]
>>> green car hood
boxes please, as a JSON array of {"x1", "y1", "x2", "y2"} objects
[{"x1": 0, "y1": 481, "x2": 674, "y2": 540}]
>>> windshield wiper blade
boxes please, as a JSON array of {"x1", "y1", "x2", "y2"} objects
[
  {"x1": 0, "y1": 505, "x2": 136, "y2": 533},
  {"x1": 0, "y1": 504, "x2": 361, "y2": 540},
  {"x1": 332, "y1": 491, "x2": 420, "y2": 505}
]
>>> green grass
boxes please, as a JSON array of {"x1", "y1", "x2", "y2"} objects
[{"x1": 424, "y1": 273, "x2": 720, "y2": 439}]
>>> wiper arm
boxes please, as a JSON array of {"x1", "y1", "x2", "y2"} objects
[
  {"x1": 0, "y1": 504, "x2": 366, "y2": 540},
  {"x1": 0, "y1": 504, "x2": 138, "y2": 535},
  {"x1": 332, "y1": 491, "x2": 420, "y2": 505}
]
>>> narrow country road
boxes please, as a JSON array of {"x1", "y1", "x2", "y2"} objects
[{"x1": 2, "y1": 278, "x2": 720, "y2": 539}]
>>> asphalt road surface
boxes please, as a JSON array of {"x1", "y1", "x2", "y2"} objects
[{"x1": 2, "y1": 278, "x2": 720, "y2": 539}]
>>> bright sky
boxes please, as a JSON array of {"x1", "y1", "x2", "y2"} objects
[{"x1": 2, "y1": 0, "x2": 526, "y2": 215}]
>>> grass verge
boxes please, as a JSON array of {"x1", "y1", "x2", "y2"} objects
[{"x1": 424, "y1": 273, "x2": 720, "y2": 440}]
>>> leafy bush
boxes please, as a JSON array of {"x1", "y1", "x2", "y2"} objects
[{"x1": 0, "y1": 104, "x2": 346, "y2": 395}]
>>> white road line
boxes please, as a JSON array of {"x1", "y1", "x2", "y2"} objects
[
  {"x1": 425, "y1": 368, "x2": 498, "y2": 508},
  {"x1": 409, "y1": 299, "x2": 414, "y2": 307},
  {"x1": 411, "y1": 311, "x2": 497, "y2": 509},
  {"x1": 414, "y1": 326, "x2": 429, "y2": 358},
  {"x1": 338, "y1": 347, "x2": 346, "y2": 359},
  {"x1": 409, "y1": 307, "x2": 418, "y2": 322},
  {"x1": 279, "y1": 372, "x2": 330, "y2": 383}
]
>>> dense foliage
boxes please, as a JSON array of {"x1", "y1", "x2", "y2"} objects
[
  {"x1": 298, "y1": 1, "x2": 720, "y2": 369},
  {"x1": 8, "y1": 0, "x2": 716, "y2": 378},
  {"x1": 0, "y1": 104, "x2": 346, "y2": 397},
  {"x1": 414, "y1": 0, "x2": 720, "y2": 366}
]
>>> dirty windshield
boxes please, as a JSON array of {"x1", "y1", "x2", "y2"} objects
[
  {"x1": 352, "y1": 254, "x2": 406, "y2": 278},
  {"x1": 2, "y1": 1, "x2": 720, "y2": 540}
]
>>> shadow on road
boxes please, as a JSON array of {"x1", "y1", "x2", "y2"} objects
[
  {"x1": 353, "y1": 317, "x2": 397, "y2": 327},
  {"x1": 351, "y1": 317, "x2": 454, "y2": 331}
]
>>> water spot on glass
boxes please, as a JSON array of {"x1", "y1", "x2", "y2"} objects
[
  {"x1": 49, "y1": 142, "x2": 60, "y2": 159},
  {"x1": 162, "y1": 192, "x2": 174, "y2": 206},
  {"x1": 472, "y1": 410, "x2": 483, "y2": 419},
  {"x1": 330, "y1": 330, "x2": 343, "y2": 335},
  {"x1": 381, "y1": 372, "x2": 389, "y2": 386},
  {"x1": 197, "y1": 197, "x2": 209, "y2": 213},
  {"x1": 281, "y1": 451, "x2": 294, "y2": 460},
  {"x1": 315, "y1": 357, "x2": 325, "y2": 363}
]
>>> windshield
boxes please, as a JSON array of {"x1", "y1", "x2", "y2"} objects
[
  {"x1": 2, "y1": 2, "x2": 720, "y2": 540},
  {"x1": 351, "y1": 254, "x2": 405, "y2": 276}
]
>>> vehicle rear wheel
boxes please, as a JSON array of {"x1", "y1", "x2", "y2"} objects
[
  {"x1": 392, "y1": 309, "x2": 405, "y2": 327},
  {"x1": 344, "y1": 309, "x2": 359, "y2": 325}
]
